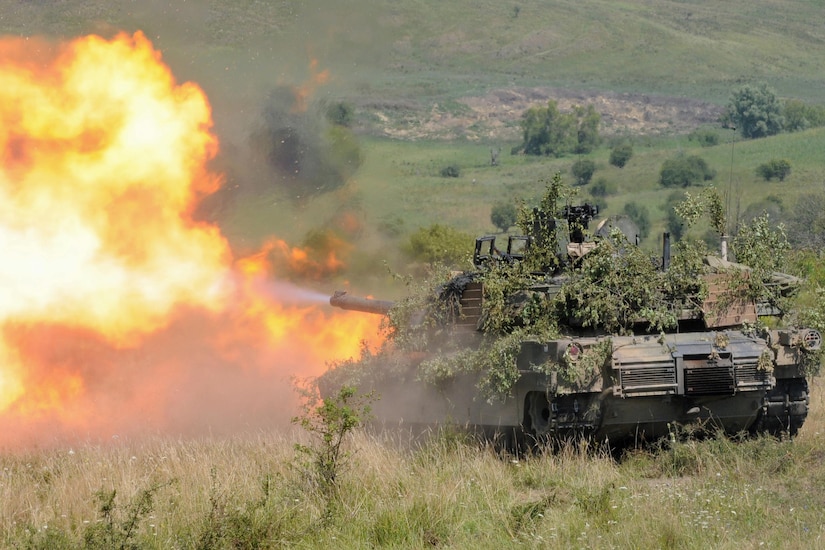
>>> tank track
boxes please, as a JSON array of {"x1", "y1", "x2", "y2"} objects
[{"x1": 752, "y1": 378, "x2": 809, "y2": 437}]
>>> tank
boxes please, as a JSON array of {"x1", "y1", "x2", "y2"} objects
[{"x1": 320, "y1": 180, "x2": 823, "y2": 449}]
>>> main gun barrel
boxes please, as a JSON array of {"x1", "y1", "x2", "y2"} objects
[{"x1": 329, "y1": 290, "x2": 394, "y2": 315}]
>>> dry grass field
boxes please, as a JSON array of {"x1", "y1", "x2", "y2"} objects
[{"x1": 1, "y1": 378, "x2": 823, "y2": 549}]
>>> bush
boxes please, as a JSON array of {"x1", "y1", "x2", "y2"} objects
[
  {"x1": 293, "y1": 384, "x2": 374, "y2": 496},
  {"x1": 405, "y1": 224, "x2": 473, "y2": 266},
  {"x1": 609, "y1": 142, "x2": 633, "y2": 168},
  {"x1": 490, "y1": 201, "x2": 518, "y2": 232},
  {"x1": 687, "y1": 128, "x2": 720, "y2": 147},
  {"x1": 590, "y1": 177, "x2": 616, "y2": 197},
  {"x1": 440, "y1": 164, "x2": 461, "y2": 178},
  {"x1": 756, "y1": 158, "x2": 791, "y2": 182},
  {"x1": 783, "y1": 99, "x2": 825, "y2": 132},
  {"x1": 325, "y1": 101, "x2": 355, "y2": 127},
  {"x1": 623, "y1": 201, "x2": 650, "y2": 240},
  {"x1": 571, "y1": 158, "x2": 596, "y2": 186},
  {"x1": 659, "y1": 155, "x2": 716, "y2": 187}
]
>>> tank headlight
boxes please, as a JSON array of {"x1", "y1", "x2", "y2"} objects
[
  {"x1": 564, "y1": 342, "x2": 583, "y2": 362},
  {"x1": 801, "y1": 329, "x2": 822, "y2": 351}
]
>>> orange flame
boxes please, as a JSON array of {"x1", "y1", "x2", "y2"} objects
[
  {"x1": 291, "y1": 58, "x2": 331, "y2": 113},
  {"x1": 0, "y1": 32, "x2": 382, "y2": 447}
]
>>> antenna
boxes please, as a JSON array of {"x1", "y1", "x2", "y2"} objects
[
  {"x1": 721, "y1": 125, "x2": 736, "y2": 261},
  {"x1": 726, "y1": 126, "x2": 736, "y2": 234}
]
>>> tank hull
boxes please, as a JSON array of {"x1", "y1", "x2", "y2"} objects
[{"x1": 342, "y1": 329, "x2": 813, "y2": 448}]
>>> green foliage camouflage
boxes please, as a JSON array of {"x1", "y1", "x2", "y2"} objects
[{"x1": 323, "y1": 177, "x2": 816, "y2": 398}]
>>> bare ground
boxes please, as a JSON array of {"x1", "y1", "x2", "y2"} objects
[{"x1": 360, "y1": 87, "x2": 725, "y2": 142}]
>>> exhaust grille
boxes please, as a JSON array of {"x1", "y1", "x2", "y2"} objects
[
  {"x1": 617, "y1": 362, "x2": 677, "y2": 396},
  {"x1": 685, "y1": 360, "x2": 735, "y2": 395},
  {"x1": 733, "y1": 356, "x2": 772, "y2": 390}
]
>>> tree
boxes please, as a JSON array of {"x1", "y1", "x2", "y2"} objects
[
  {"x1": 756, "y1": 159, "x2": 792, "y2": 182},
  {"x1": 518, "y1": 100, "x2": 599, "y2": 157},
  {"x1": 609, "y1": 142, "x2": 633, "y2": 168},
  {"x1": 783, "y1": 99, "x2": 825, "y2": 132},
  {"x1": 659, "y1": 155, "x2": 715, "y2": 187},
  {"x1": 491, "y1": 201, "x2": 518, "y2": 233},
  {"x1": 571, "y1": 158, "x2": 596, "y2": 186},
  {"x1": 573, "y1": 104, "x2": 601, "y2": 154},
  {"x1": 725, "y1": 83, "x2": 784, "y2": 139},
  {"x1": 520, "y1": 100, "x2": 575, "y2": 156}
]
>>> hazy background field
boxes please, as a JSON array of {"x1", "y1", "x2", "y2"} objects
[
  {"x1": 3, "y1": 1, "x2": 825, "y2": 547},
  {"x1": 4, "y1": 1, "x2": 825, "y2": 299}
]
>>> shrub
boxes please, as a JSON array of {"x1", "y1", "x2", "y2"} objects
[
  {"x1": 756, "y1": 158, "x2": 791, "y2": 182},
  {"x1": 571, "y1": 158, "x2": 596, "y2": 185},
  {"x1": 590, "y1": 177, "x2": 616, "y2": 197},
  {"x1": 783, "y1": 99, "x2": 825, "y2": 132},
  {"x1": 659, "y1": 155, "x2": 716, "y2": 187},
  {"x1": 490, "y1": 201, "x2": 518, "y2": 232},
  {"x1": 440, "y1": 164, "x2": 461, "y2": 178},
  {"x1": 609, "y1": 142, "x2": 633, "y2": 168},
  {"x1": 405, "y1": 224, "x2": 473, "y2": 266},
  {"x1": 325, "y1": 101, "x2": 355, "y2": 127},
  {"x1": 292, "y1": 384, "x2": 374, "y2": 496},
  {"x1": 687, "y1": 128, "x2": 720, "y2": 147},
  {"x1": 623, "y1": 201, "x2": 650, "y2": 240}
]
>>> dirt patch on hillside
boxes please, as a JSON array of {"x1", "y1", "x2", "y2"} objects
[{"x1": 361, "y1": 87, "x2": 725, "y2": 142}]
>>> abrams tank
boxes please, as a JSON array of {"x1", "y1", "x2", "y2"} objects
[{"x1": 320, "y1": 181, "x2": 822, "y2": 448}]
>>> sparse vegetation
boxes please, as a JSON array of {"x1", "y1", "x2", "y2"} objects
[{"x1": 5, "y1": 414, "x2": 825, "y2": 548}]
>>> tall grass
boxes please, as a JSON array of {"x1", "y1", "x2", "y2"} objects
[{"x1": 3, "y1": 379, "x2": 825, "y2": 548}]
